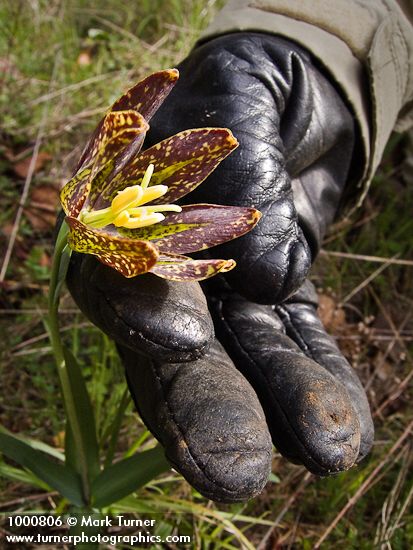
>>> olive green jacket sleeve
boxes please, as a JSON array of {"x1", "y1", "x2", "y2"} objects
[{"x1": 200, "y1": 0, "x2": 413, "y2": 206}]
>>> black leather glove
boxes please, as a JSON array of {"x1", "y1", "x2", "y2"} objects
[{"x1": 66, "y1": 33, "x2": 374, "y2": 502}]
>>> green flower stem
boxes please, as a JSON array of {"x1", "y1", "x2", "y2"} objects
[{"x1": 48, "y1": 221, "x2": 91, "y2": 503}]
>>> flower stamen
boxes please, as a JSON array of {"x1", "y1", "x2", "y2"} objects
[
  {"x1": 80, "y1": 163, "x2": 182, "y2": 230},
  {"x1": 140, "y1": 163, "x2": 154, "y2": 189},
  {"x1": 111, "y1": 185, "x2": 143, "y2": 214}
]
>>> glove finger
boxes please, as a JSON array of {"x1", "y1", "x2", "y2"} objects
[
  {"x1": 277, "y1": 281, "x2": 374, "y2": 461},
  {"x1": 208, "y1": 288, "x2": 361, "y2": 475},
  {"x1": 66, "y1": 252, "x2": 214, "y2": 362},
  {"x1": 121, "y1": 339, "x2": 272, "y2": 503},
  {"x1": 146, "y1": 34, "x2": 312, "y2": 304}
]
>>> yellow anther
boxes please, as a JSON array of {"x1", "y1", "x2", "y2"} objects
[
  {"x1": 141, "y1": 163, "x2": 154, "y2": 190},
  {"x1": 111, "y1": 185, "x2": 143, "y2": 214},
  {"x1": 80, "y1": 163, "x2": 178, "y2": 231},
  {"x1": 145, "y1": 204, "x2": 182, "y2": 213},
  {"x1": 113, "y1": 211, "x2": 131, "y2": 227},
  {"x1": 122, "y1": 212, "x2": 165, "y2": 229},
  {"x1": 136, "y1": 185, "x2": 168, "y2": 205}
]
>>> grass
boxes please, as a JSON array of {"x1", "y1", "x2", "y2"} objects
[{"x1": 0, "y1": 1, "x2": 412, "y2": 548}]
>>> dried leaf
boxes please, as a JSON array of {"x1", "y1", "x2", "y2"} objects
[
  {"x1": 26, "y1": 184, "x2": 60, "y2": 231},
  {"x1": 13, "y1": 151, "x2": 52, "y2": 179},
  {"x1": 318, "y1": 294, "x2": 346, "y2": 332},
  {"x1": 77, "y1": 51, "x2": 92, "y2": 66},
  {"x1": 374, "y1": 352, "x2": 393, "y2": 382}
]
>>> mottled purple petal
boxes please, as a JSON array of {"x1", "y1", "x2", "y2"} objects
[
  {"x1": 74, "y1": 70, "x2": 178, "y2": 172},
  {"x1": 91, "y1": 128, "x2": 239, "y2": 210},
  {"x1": 76, "y1": 110, "x2": 148, "y2": 173},
  {"x1": 150, "y1": 256, "x2": 236, "y2": 281},
  {"x1": 66, "y1": 217, "x2": 159, "y2": 278},
  {"x1": 111, "y1": 69, "x2": 179, "y2": 120},
  {"x1": 121, "y1": 204, "x2": 261, "y2": 254},
  {"x1": 60, "y1": 166, "x2": 92, "y2": 217}
]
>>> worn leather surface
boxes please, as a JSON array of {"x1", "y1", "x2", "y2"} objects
[
  {"x1": 66, "y1": 33, "x2": 374, "y2": 502},
  {"x1": 206, "y1": 279, "x2": 374, "y2": 475},
  {"x1": 66, "y1": 252, "x2": 213, "y2": 363},
  {"x1": 146, "y1": 33, "x2": 355, "y2": 304},
  {"x1": 121, "y1": 340, "x2": 272, "y2": 502}
]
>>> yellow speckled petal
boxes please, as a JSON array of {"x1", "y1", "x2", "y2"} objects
[
  {"x1": 91, "y1": 128, "x2": 239, "y2": 210},
  {"x1": 60, "y1": 166, "x2": 92, "y2": 217},
  {"x1": 150, "y1": 256, "x2": 236, "y2": 281},
  {"x1": 111, "y1": 69, "x2": 179, "y2": 121},
  {"x1": 62, "y1": 110, "x2": 148, "y2": 215},
  {"x1": 87, "y1": 110, "x2": 148, "y2": 175},
  {"x1": 121, "y1": 204, "x2": 261, "y2": 254},
  {"x1": 75, "y1": 70, "x2": 178, "y2": 173},
  {"x1": 117, "y1": 222, "x2": 199, "y2": 241},
  {"x1": 65, "y1": 216, "x2": 159, "y2": 278},
  {"x1": 78, "y1": 109, "x2": 149, "y2": 173}
]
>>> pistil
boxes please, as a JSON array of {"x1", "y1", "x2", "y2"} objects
[{"x1": 80, "y1": 163, "x2": 182, "y2": 230}]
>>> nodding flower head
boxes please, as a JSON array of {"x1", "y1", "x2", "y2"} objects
[{"x1": 60, "y1": 69, "x2": 261, "y2": 281}]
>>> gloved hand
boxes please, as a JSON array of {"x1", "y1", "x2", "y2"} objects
[{"x1": 66, "y1": 33, "x2": 374, "y2": 502}]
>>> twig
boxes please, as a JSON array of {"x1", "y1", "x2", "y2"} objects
[
  {"x1": 11, "y1": 322, "x2": 89, "y2": 351},
  {"x1": 314, "y1": 419, "x2": 413, "y2": 548},
  {"x1": 29, "y1": 70, "x2": 122, "y2": 106},
  {"x1": 320, "y1": 250, "x2": 413, "y2": 267},
  {"x1": 374, "y1": 369, "x2": 413, "y2": 418},
  {"x1": 0, "y1": 309, "x2": 78, "y2": 315},
  {"x1": 0, "y1": 491, "x2": 58, "y2": 510}
]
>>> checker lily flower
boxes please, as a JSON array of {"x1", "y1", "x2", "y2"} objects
[{"x1": 60, "y1": 69, "x2": 261, "y2": 281}]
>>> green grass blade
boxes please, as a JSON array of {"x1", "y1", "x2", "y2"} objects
[
  {"x1": 0, "y1": 432, "x2": 84, "y2": 506},
  {"x1": 92, "y1": 445, "x2": 170, "y2": 508},
  {"x1": 65, "y1": 420, "x2": 79, "y2": 472},
  {"x1": 103, "y1": 388, "x2": 131, "y2": 468},
  {"x1": 112, "y1": 495, "x2": 265, "y2": 550},
  {"x1": 108, "y1": 495, "x2": 159, "y2": 514},
  {"x1": 0, "y1": 462, "x2": 50, "y2": 491},
  {"x1": 0, "y1": 425, "x2": 64, "y2": 461},
  {"x1": 63, "y1": 346, "x2": 100, "y2": 481}
]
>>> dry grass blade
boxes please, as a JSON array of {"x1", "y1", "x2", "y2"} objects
[
  {"x1": 368, "y1": 285, "x2": 412, "y2": 360},
  {"x1": 257, "y1": 472, "x2": 312, "y2": 550},
  {"x1": 0, "y1": 54, "x2": 61, "y2": 282},
  {"x1": 29, "y1": 71, "x2": 122, "y2": 106},
  {"x1": 0, "y1": 492, "x2": 58, "y2": 510},
  {"x1": 339, "y1": 256, "x2": 397, "y2": 305},
  {"x1": 314, "y1": 419, "x2": 413, "y2": 548},
  {"x1": 374, "y1": 369, "x2": 413, "y2": 418},
  {"x1": 364, "y1": 312, "x2": 411, "y2": 392},
  {"x1": 320, "y1": 249, "x2": 413, "y2": 267},
  {"x1": 374, "y1": 446, "x2": 413, "y2": 548}
]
